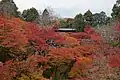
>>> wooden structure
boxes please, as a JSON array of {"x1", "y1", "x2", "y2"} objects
[{"x1": 55, "y1": 28, "x2": 77, "y2": 32}]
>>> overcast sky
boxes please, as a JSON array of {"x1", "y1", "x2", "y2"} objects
[{"x1": 12, "y1": 0, "x2": 117, "y2": 17}]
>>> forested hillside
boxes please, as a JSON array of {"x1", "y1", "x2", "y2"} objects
[{"x1": 0, "y1": 0, "x2": 120, "y2": 80}]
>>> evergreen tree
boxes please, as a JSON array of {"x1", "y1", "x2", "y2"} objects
[
  {"x1": 0, "y1": 0, "x2": 19, "y2": 17},
  {"x1": 92, "y1": 11, "x2": 108, "y2": 27},
  {"x1": 111, "y1": 0, "x2": 120, "y2": 20},
  {"x1": 84, "y1": 10, "x2": 93, "y2": 25},
  {"x1": 72, "y1": 13, "x2": 85, "y2": 32},
  {"x1": 22, "y1": 7, "x2": 39, "y2": 22}
]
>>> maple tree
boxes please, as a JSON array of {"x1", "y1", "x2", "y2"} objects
[
  {"x1": 0, "y1": 54, "x2": 49, "y2": 80},
  {"x1": 0, "y1": 16, "x2": 65, "y2": 58},
  {"x1": 47, "y1": 45, "x2": 97, "y2": 79},
  {"x1": 0, "y1": 16, "x2": 28, "y2": 51},
  {"x1": 69, "y1": 25, "x2": 104, "y2": 43}
]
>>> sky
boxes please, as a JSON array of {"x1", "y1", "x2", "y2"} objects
[{"x1": 4, "y1": 0, "x2": 118, "y2": 18}]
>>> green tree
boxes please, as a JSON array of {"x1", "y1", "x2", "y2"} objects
[
  {"x1": 22, "y1": 7, "x2": 39, "y2": 22},
  {"x1": 105, "y1": 17, "x2": 111, "y2": 25},
  {"x1": 84, "y1": 10, "x2": 93, "y2": 25},
  {"x1": 111, "y1": 0, "x2": 120, "y2": 20},
  {"x1": 59, "y1": 18, "x2": 73, "y2": 28},
  {"x1": 72, "y1": 13, "x2": 85, "y2": 32},
  {"x1": 92, "y1": 11, "x2": 108, "y2": 27},
  {"x1": 0, "y1": 0, "x2": 19, "y2": 17},
  {"x1": 59, "y1": 19, "x2": 68, "y2": 28}
]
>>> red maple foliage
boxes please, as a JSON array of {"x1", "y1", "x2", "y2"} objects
[
  {"x1": 108, "y1": 47, "x2": 120, "y2": 68},
  {"x1": 0, "y1": 16, "x2": 120, "y2": 80},
  {"x1": 0, "y1": 16, "x2": 28, "y2": 52},
  {"x1": 0, "y1": 16, "x2": 65, "y2": 52},
  {"x1": 69, "y1": 25, "x2": 104, "y2": 43},
  {"x1": 0, "y1": 54, "x2": 50, "y2": 80},
  {"x1": 48, "y1": 45, "x2": 97, "y2": 78}
]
